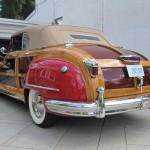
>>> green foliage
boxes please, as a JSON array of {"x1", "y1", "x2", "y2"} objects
[{"x1": 0, "y1": 0, "x2": 35, "y2": 20}]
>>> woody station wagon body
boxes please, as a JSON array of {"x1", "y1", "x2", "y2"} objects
[{"x1": 0, "y1": 25, "x2": 150, "y2": 127}]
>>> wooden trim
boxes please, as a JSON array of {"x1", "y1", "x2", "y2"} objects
[
  {"x1": 1, "y1": 44, "x2": 150, "y2": 103},
  {"x1": 105, "y1": 91, "x2": 150, "y2": 101},
  {"x1": 0, "y1": 83, "x2": 24, "y2": 101},
  {"x1": 0, "y1": 72, "x2": 15, "y2": 76},
  {"x1": 97, "y1": 60, "x2": 150, "y2": 68}
]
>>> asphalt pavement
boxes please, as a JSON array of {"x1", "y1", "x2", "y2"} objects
[{"x1": 0, "y1": 94, "x2": 150, "y2": 150}]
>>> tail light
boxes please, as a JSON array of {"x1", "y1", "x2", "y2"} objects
[{"x1": 84, "y1": 60, "x2": 98, "y2": 78}]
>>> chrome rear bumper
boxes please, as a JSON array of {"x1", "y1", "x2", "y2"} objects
[{"x1": 45, "y1": 96, "x2": 150, "y2": 118}]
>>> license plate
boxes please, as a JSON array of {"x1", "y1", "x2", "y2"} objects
[{"x1": 126, "y1": 65, "x2": 145, "y2": 77}]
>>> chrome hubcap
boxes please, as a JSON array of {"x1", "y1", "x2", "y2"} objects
[{"x1": 32, "y1": 94, "x2": 45, "y2": 119}]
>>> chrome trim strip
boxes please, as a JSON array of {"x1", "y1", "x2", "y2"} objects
[
  {"x1": 83, "y1": 60, "x2": 98, "y2": 78},
  {"x1": 83, "y1": 60, "x2": 97, "y2": 66},
  {"x1": 25, "y1": 84, "x2": 59, "y2": 91},
  {"x1": 0, "y1": 89, "x2": 24, "y2": 101},
  {"x1": 45, "y1": 96, "x2": 150, "y2": 118},
  {"x1": 137, "y1": 76, "x2": 143, "y2": 93},
  {"x1": 46, "y1": 100, "x2": 97, "y2": 117},
  {"x1": 64, "y1": 41, "x2": 74, "y2": 48},
  {"x1": 118, "y1": 54, "x2": 140, "y2": 64}
]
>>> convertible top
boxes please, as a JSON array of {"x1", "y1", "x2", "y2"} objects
[{"x1": 12, "y1": 25, "x2": 112, "y2": 50}]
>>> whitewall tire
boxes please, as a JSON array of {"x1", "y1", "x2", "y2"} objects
[{"x1": 28, "y1": 90, "x2": 55, "y2": 128}]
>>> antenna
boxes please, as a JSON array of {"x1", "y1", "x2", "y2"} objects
[
  {"x1": 52, "y1": 0, "x2": 63, "y2": 25},
  {"x1": 54, "y1": 16, "x2": 63, "y2": 25},
  {"x1": 52, "y1": 0, "x2": 56, "y2": 23}
]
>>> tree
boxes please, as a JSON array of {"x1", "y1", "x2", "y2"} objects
[
  {"x1": 21, "y1": 0, "x2": 35, "y2": 19},
  {"x1": 0, "y1": 0, "x2": 35, "y2": 20}
]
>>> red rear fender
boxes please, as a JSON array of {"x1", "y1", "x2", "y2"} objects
[{"x1": 25, "y1": 58, "x2": 87, "y2": 102}]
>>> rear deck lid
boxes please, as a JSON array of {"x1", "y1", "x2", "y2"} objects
[{"x1": 78, "y1": 45, "x2": 150, "y2": 99}]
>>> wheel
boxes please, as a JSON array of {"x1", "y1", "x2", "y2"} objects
[{"x1": 28, "y1": 90, "x2": 55, "y2": 128}]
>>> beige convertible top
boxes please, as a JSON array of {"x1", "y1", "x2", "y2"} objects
[{"x1": 12, "y1": 25, "x2": 112, "y2": 50}]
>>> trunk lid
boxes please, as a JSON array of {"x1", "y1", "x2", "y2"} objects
[{"x1": 78, "y1": 45, "x2": 150, "y2": 100}]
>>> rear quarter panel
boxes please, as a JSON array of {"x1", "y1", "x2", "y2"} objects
[{"x1": 25, "y1": 58, "x2": 87, "y2": 102}]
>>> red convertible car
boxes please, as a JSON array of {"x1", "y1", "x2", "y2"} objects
[{"x1": 0, "y1": 25, "x2": 150, "y2": 127}]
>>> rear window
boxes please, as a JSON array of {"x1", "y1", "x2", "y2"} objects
[{"x1": 70, "y1": 34, "x2": 100, "y2": 41}]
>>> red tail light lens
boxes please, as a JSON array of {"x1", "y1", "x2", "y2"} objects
[
  {"x1": 91, "y1": 65, "x2": 98, "y2": 76},
  {"x1": 84, "y1": 60, "x2": 98, "y2": 78}
]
